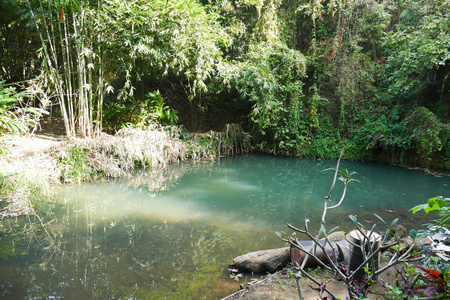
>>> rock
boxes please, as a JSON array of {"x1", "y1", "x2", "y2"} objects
[
  {"x1": 388, "y1": 224, "x2": 409, "y2": 245},
  {"x1": 399, "y1": 236, "x2": 414, "y2": 254},
  {"x1": 229, "y1": 247, "x2": 290, "y2": 274},
  {"x1": 415, "y1": 236, "x2": 432, "y2": 245},
  {"x1": 394, "y1": 224, "x2": 407, "y2": 239}
]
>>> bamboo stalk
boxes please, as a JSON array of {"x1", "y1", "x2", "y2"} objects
[
  {"x1": 73, "y1": 11, "x2": 85, "y2": 136},
  {"x1": 58, "y1": 6, "x2": 74, "y2": 136},
  {"x1": 28, "y1": 1, "x2": 63, "y2": 134},
  {"x1": 62, "y1": 10, "x2": 76, "y2": 136},
  {"x1": 97, "y1": 31, "x2": 104, "y2": 137},
  {"x1": 44, "y1": 0, "x2": 72, "y2": 136}
]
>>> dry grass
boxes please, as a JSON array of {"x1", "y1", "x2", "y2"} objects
[
  {"x1": 0, "y1": 154, "x2": 61, "y2": 218},
  {"x1": 71, "y1": 124, "x2": 252, "y2": 178},
  {"x1": 70, "y1": 125, "x2": 189, "y2": 178}
]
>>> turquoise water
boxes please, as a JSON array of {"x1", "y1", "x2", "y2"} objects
[{"x1": 0, "y1": 155, "x2": 448, "y2": 299}]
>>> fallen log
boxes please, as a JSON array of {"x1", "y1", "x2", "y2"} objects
[
  {"x1": 228, "y1": 231, "x2": 349, "y2": 274},
  {"x1": 228, "y1": 247, "x2": 290, "y2": 274}
]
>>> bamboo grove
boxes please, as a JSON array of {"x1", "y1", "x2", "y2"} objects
[{"x1": 1, "y1": 0, "x2": 449, "y2": 168}]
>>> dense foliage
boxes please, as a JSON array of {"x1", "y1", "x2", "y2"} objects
[
  {"x1": 0, "y1": 0, "x2": 449, "y2": 168},
  {"x1": 0, "y1": 81, "x2": 46, "y2": 135}
]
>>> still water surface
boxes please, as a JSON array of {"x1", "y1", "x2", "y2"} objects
[{"x1": 0, "y1": 155, "x2": 448, "y2": 299}]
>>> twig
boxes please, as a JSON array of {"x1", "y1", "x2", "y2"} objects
[{"x1": 294, "y1": 262, "x2": 338, "y2": 300}]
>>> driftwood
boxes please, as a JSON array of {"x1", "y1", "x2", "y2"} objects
[
  {"x1": 229, "y1": 231, "x2": 348, "y2": 274},
  {"x1": 229, "y1": 247, "x2": 290, "y2": 273}
]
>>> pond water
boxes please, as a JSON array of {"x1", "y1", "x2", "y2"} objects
[{"x1": 0, "y1": 155, "x2": 448, "y2": 299}]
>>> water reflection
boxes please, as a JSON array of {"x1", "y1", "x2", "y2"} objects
[{"x1": 0, "y1": 155, "x2": 448, "y2": 299}]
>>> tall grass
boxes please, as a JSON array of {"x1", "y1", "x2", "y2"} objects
[
  {"x1": 71, "y1": 124, "x2": 253, "y2": 178},
  {"x1": 71, "y1": 125, "x2": 189, "y2": 178},
  {"x1": 0, "y1": 154, "x2": 61, "y2": 218}
]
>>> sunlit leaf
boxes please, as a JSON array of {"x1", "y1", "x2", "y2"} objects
[{"x1": 390, "y1": 218, "x2": 399, "y2": 228}]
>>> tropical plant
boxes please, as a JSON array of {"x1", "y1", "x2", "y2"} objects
[
  {"x1": 1, "y1": 0, "x2": 448, "y2": 168},
  {"x1": 383, "y1": 0, "x2": 450, "y2": 103},
  {"x1": 408, "y1": 196, "x2": 450, "y2": 299},
  {"x1": 220, "y1": 42, "x2": 308, "y2": 156},
  {"x1": 23, "y1": 0, "x2": 229, "y2": 137},
  {"x1": 24, "y1": 0, "x2": 109, "y2": 137},
  {"x1": 129, "y1": 91, "x2": 178, "y2": 128},
  {"x1": 58, "y1": 145, "x2": 96, "y2": 183},
  {"x1": 412, "y1": 196, "x2": 450, "y2": 229},
  {"x1": 415, "y1": 265, "x2": 450, "y2": 298},
  {"x1": 0, "y1": 81, "x2": 47, "y2": 135},
  {"x1": 0, "y1": 0, "x2": 41, "y2": 82},
  {"x1": 103, "y1": 91, "x2": 178, "y2": 131}
]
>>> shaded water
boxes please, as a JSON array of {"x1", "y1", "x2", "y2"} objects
[{"x1": 0, "y1": 155, "x2": 449, "y2": 299}]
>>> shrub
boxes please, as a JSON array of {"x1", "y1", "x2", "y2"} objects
[{"x1": 0, "y1": 81, "x2": 47, "y2": 136}]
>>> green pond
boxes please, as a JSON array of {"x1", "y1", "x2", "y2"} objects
[{"x1": 0, "y1": 155, "x2": 449, "y2": 299}]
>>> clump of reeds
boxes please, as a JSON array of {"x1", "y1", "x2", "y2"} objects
[
  {"x1": 215, "y1": 123, "x2": 253, "y2": 156},
  {"x1": 71, "y1": 125, "x2": 192, "y2": 178}
]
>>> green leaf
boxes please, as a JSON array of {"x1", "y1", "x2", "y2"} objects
[
  {"x1": 390, "y1": 218, "x2": 399, "y2": 228},
  {"x1": 374, "y1": 214, "x2": 387, "y2": 226},
  {"x1": 409, "y1": 229, "x2": 417, "y2": 240},
  {"x1": 328, "y1": 226, "x2": 339, "y2": 235},
  {"x1": 425, "y1": 197, "x2": 447, "y2": 213},
  {"x1": 349, "y1": 215, "x2": 358, "y2": 224},
  {"x1": 391, "y1": 244, "x2": 400, "y2": 251},
  {"x1": 412, "y1": 204, "x2": 428, "y2": 214}
]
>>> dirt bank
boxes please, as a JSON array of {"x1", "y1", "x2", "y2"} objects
[{"x1": 221, "y1": 265, "x2": 399, "y2": 300}]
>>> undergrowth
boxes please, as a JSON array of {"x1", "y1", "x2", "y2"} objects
[{"x1": 0, "y1": 154, "x2": 61, "y2": 218}]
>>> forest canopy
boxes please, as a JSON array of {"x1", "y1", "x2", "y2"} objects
[{"x1": 0, "y1": 0, "x2": 449, "y2": 168}]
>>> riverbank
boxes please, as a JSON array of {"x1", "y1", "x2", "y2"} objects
[
  {"x1": 222, "y1": 263, "x2": 402, "y2": 300},
  {"x1": 224, "y1": 269, "x2": 343, "y2": 300},
  {"x1": 0, "y1": 128, "x2": 63, "y2": 218},
  {"x1": 0, "y1": 118, "x2": 224, "y2": 218}
]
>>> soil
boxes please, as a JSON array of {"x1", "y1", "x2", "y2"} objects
[
  {"x1": 222, "y1": 265, "x2": 399, "y2": 300},
  {"x1": 2, "y1": 115, "x2": 65, "y2": 159}
]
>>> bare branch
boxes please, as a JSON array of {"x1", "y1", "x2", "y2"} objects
[{"x1": 294, "y1": 262, "x2": 338, "y2": 300}]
